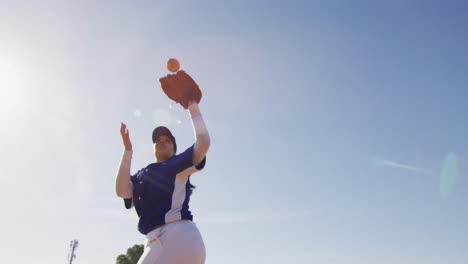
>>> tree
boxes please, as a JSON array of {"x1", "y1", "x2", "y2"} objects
[
  {"x1": 116, "y1": 244, "x2": 144, "y2": 264},
  {"x1": 116, "y1": 255, "x2": 132, "y2": 264}
]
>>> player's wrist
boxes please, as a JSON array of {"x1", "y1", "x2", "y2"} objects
[
  {"x1": 188, "y1": 102, "x2": 201, "y2": 116},
  {"x1": 187, "y1": 101, "x2": 199, "y2": 111},
  {"x1": 123, "y1": 148, "x2": 133, "y2": 153},
  {"x1": 122, "y1": 149, "x2": 133, "y2": 162}
]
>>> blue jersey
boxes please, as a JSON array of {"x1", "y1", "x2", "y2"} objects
[{"x1": 124, "y1": 144, "x2": 206, "y2": 235}]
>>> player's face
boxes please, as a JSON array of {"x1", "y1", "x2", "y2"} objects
[{"x1": 153, "y1": 135, "x2": 175, "y2": 160}]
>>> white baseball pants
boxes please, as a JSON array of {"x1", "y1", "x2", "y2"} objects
[{"x1": 137, "y1": 220, "x2": 206, "y2": 264}]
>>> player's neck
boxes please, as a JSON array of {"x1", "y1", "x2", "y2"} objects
[{"x1": 155, "y1": 153, "x2": 173, "y2": 163}]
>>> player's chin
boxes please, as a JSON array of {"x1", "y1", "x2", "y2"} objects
[
  {"x1": 156, "y1": 148, "x2": 168, "y2": 154},
  {"x1": 156, "y1": 149, "x2": 172, "y2": 157}
]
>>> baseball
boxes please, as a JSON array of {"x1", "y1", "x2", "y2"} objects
[{"x1": 167, "y1": 58, "x2": 180, "y2": 73}]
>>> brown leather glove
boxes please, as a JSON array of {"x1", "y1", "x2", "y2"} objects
[{"x1": 159, "y1": 70, "x2": 202, "y2": 109}]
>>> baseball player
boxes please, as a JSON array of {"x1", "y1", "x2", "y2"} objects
[{"x1": 115, "y1": 70, "x2": 210, "y2": 264}]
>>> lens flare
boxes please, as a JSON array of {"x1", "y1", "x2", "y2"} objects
[
  {"x1": 439, "y1": 152, "x2": 458, "y2": 198},
  {"x1": 133, "y1": 109, "x2": 142, "y2": 119}
]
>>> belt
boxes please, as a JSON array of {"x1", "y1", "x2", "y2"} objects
[{"x1": 151, "y1": 219, "x2": 192, "y2": 232}]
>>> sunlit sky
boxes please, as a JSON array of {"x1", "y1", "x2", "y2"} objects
[{"x1": 1, "y1": 1, "x2": 467, "y2": 263}]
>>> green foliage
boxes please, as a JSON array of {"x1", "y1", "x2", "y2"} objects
[
  {"x1": 116, "y1": 255, "x2": 131, "y2": 264},
  {"x1": 116, "y1": 244, "x2": 144, "y2": 264}
]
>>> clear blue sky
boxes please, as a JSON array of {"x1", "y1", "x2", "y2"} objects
[{"x1": 1, "y1": 0, "x2": 467, "y2": 263}]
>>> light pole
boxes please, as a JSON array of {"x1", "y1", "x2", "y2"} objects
[{"x1": 68, "y1": 239, "x2": 79, "y2": 264}]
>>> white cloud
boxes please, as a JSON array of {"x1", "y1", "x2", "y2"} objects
[{"x1": 373, "y1": 158, "x2": 432, "y2": 175}]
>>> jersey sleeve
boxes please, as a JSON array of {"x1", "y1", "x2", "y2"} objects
[
  {"x1": 170, "y1": 144, "x2": 207, "y2": 174},
  {"x1": 123, "y1": 197, "x2": 133, "y2": 209},
  {"x1": 195, "y1": 155, "x2": 207, "y2": 170}
]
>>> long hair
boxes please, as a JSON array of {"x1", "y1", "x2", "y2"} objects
[{"x1": 188, "y1": 183, "x2": 196, "y2": 195}]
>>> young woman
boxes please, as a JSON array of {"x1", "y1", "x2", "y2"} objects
[{"x1": 116, "y1": 98, "x2": 210, "y2": 264}]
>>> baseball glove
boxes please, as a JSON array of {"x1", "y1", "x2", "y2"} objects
[{"x1": 159, "y1": 70, "x2": 202, "y2": 109}]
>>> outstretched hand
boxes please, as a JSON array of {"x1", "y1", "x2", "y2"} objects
[{"x1": 120, "y1": 122, "x2": 133, "y2": 151}]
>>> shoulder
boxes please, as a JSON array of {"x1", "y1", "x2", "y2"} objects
[
  {"x1": 132, "y1": 166, "x2": 151, "y2": 179},
  {"x1": 168, "y1": 145, "x2": 195, "y2": 163}
]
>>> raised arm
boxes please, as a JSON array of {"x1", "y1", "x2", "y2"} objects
[
  {"x1": 159, "y1": 69, "x2": 210, "y2": 166},
  {"x1": 115, "y1": 122, "x2": 133, "y2": 198},
  {"x1": 188, "y1": 101, "x2": 210, "y2": 166}
]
